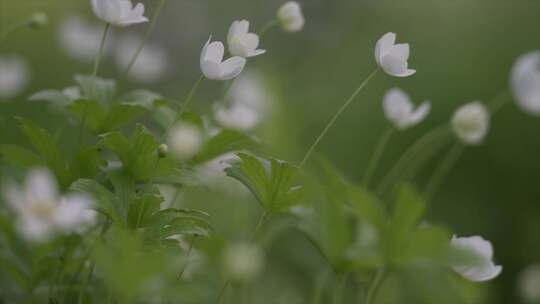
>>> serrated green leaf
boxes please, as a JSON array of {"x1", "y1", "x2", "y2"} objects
[
  {"x1": 127, "y1": 194, "x2": 162, "y2": 229},
  {"x1": 0, "y1": 144, "x2": 43, "y2": 167},
  {"x1": 69, "y1": 179, "x2": 124, "y2": 224},
  {"x1": 192, "y1": 130, "x2": 257, "y2": 164},
  {"x1": 102, "y1": 103, "x2": 146, "y2": 131},
  {"x1": 68, "y1": 99, "x2": 107, "y2": 132},
  {"x1": 75, "y1": 74, "x2": 115, "y2": 105}
]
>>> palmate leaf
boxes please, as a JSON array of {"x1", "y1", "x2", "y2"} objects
[
  {"x1": 69, "y1": 178, "x2": 124, "y2": 224},
  {"x1": 225, "y1": 153, "x2": 302, "y2": 213},
  {"x1": 142, "y1": 208, "x2": 213, "y2": 245},
  {"x1": 68, "y1": 100, "x2": 146, "y2": 134},
  {"x1": 75, "y1": 74, "x2": 115, "y2": 105},
  {"x1": 192, "y1": 130, "x2": 258, "y2": 165}
]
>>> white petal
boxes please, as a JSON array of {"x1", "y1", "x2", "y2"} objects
[
  {"x1": 374, "y1": 32, "x2": 396, "y2": 65},
  {"x1": 392, "y1": 43, "x2": 410, "y2": 61},
  {"x1": 203, "y1": 40, "x2": 225, "y2": 63},
  {"x1": 451, "y1": 235, "x2": 502, "y2": 282},
  {"x1": 25, "y1": 169, "x2": 58, "y2": 203},
  {"x1": 227, "y1": 20, "x2": 250, "y2": 45},
  {"x1": 380, "y1": 53, "x2": 408, "y2": 77},
  {"x1": 511, "y1": 51, "x2": 540, "y2": 115},
  {"x1": 407, "y1": 101, "x2": 431, "y2": 127},
  {"x1": 383, "y1": 88, "x2": 412, "y2": 128},
  {"x1": 451, "y1": 102, "x2": 490, "y2": 145},
  {"x1": 201, "y1": 61, "x2": 223, "y2": 80},
  {"x1": 54, "y1": 194, "x2": 96, "y2": 231},
  {"x1": 219, "y1": 57, "x2": 246, "y2": 80},
  {"x1": 117, "y1": 3, "x2": 148, "y2": 26},
  {"x1": 91, "y1": 0, "x2": 123, "y2": 23}
]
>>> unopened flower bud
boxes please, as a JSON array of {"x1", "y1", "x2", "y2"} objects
[{"x1": 157, "y1": 144, "x2": 168, "y2": 158}]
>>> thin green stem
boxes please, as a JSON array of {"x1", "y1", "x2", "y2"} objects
[
  {"x1": 299, "y1": 68, "x2": 380, "y2": 169},
  {"x1": 362, "y1": 128, "x2": 394, "y2": 187},
  {"x1": 258, "y1": 19, "x2": 278, "y2": 38},
  {"x1": 365, "y1": 269, "x2": 385, "y2": 304},
  {"x1": 376, "y1": 124, "x2": 450, "y2": 195},
  {"x1": 121, "y1": 0, "x2": 168, "y2": 80},
  {"x1": 488, "y1": 90, "x2": 511, "y2": 115},
  {"x1": 183, "y1": 75, "x2": 205, "y2": 109},
  {"x1": 221, "y1": 79, "x2": 235, "y2": 101},
  {"x1": 177, "y1": 234, "x2": 197, "y2": 281},
  {"x1": 424, "y1": 141, "x2": 464, "y2": 204},
  {"x1": 92, "y1": 23, "x2": 111, "y2": 77}
]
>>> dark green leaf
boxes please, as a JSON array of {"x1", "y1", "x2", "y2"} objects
[{"x1": 0, "y1": 144, "x2": 43, "y2": 167}]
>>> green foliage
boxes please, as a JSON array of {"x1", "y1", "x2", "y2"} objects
[
  {"x1": 192, "y1": 129, "x2": 258, "y2": 164},
  {"x1": 225, "y1": 153, "x2": 302, "y2": 213}
]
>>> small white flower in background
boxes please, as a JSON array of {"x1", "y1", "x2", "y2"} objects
[
  {"x1": 383, "y1": 88, "x2": 430, "y2": 130},
  {"x1": 451, "y1": 235, "x2": 502, "y2": 282},
  {"x1": 223, "y1": 242, "x2": 264, "y2": 282},
  {"x1": 230, "y1": 70, "x2": 271, "y2": 114},
  {"x1": 62, "y1": 86, "x2": 81, "y2": 101},
  {"x1": 510, "y1": 51, "x2": 540, "y2": 115},
  {"x1": 227, "y1": 20, "x2": 265, "y2": 58},
  {"x1": 168, "y1": 124, "x2": 203, "y2": 160},
  {"x1": 4, "y1": 169, "x2": 96, "y2": 242},
  {"x1": 451, "y1": 102, "x2": 490, "y2": 145},
  {"x1": 0, "y1": 56, "x2": 29, "y2": 100},
  {"x1": 59, "y1": 16, "x2": 109, "y2": 62},
  {"x1": 90, "y1": 0, "x2": 148, "y2": 26},
  {"x1": 277, "y1": 1, "x2": 305, "y2": 33},
  {"x1": 114, "y1": 33, "x2": 169, "y2": 83},
  {"x1": 200, "y1": 37, "x2": 246, "y2": 81},
  {"x1": 215, "y1": 103, "x2": 261, "y2": 131},
  {"x1": 375, "y1": 32, "x2": 416, "y2": 77},
  {"x1": 517, "y1": 264, "x2": 540, "y2": 303}
]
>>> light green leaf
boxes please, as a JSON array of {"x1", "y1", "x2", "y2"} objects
[
  {"x1": 0, "y1": 144, "x2": 43, "y2": 168},
  {"x1": 68, "y1": 99, "x2": 107, "y2": 132},
  {"x1": 192, "y1": 130, "x2": 258, "y2": 164},
  {"x1": 75, "y1": 74, "x2": 115, "y2": 105}
]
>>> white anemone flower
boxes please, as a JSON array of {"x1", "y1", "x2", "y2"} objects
[
  {"x1": 200, "y1": 37, "x2": 246, "y2": 81},
  {"x1": 451, "y1": 102, "x2": 490, "y2": 145},
  {"x1": 383, "y1": 88, "x2": 430, "y2": 130},
  {"x1": 517, "y1": 264, "x2": 540, "y2": 303},
  {"x1": 168, "y1": 124, "x2": 204, "y2": 160},
  {"x1": 114, "y1": 33, "x2": 168, "y2": 83},
  {"x1": 227, "y1": 20, "x2": 265, "y2": 58},
  {"x1": 0, "y1": 55, "x2": 29, "y2": 100},
  {"x1": 375, "y1": 32, "x2": 416, "y2": 77},
  {"x1": 510, "y1": 51, "x2": 540, "y2": 115},
  {"x1": 215, "y1": 103, "x2": 262, "y2": 131},
  {"x1": 451, "y1": 235, "x2": 502, "y2": 282},
  {"x1": 4, "y1": 169, "x2": 96, "y2": 242},
  {"x1": 59, "y1": 16, "x2": 108, "y2": 62},
  {"x1": 90, "y1": 0, "x2": 148, "y2": 26},
  {"x1": 277, "y1": 2, "x2": 305, "y2": 33}
]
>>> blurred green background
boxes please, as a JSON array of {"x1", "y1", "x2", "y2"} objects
[{"x1": 1, "y1": 0, "x2": 540, "y2": 303}]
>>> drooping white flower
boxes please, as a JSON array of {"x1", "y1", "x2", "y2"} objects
[
  {"x1": 0, "y1": 55, "x2": 29, "y2": 100},
  {"x1": 114, "y1": 33, "x2": 168, "y2": 83},
  {"x1": 510, "y1": 51, "x2": 540, "y2": 115},
  {"x1": 90, "y1": 0, "x2": 148, "y2": 26},
  {"x1": 227, "y1": 20, "x2": 265, "y2": 58},
  {"x1": 451, "y1": 102, "x2": 490, "y2": 145},
  {"x1": 167, "y1": 124, "x2": 203, "y2": 160},
  {"x1": 451, "y1": 235, "x2": 502, "y2": 282},
  {"x1": 215, "y1": 103, "x2": 261, "y2": 131},
  {"x1": 517, "y1": 264, "x2": 540, "y2": 303},
  {"x1": 375, "y1": 32, "x2": 415, "y2": 77},
  {"x1": 223, "y1": 242, "x2": 264, "y2": 282},
  {"x1": 383, "y1": 88, "x2": 430, "y2": 130},
  {"x1": 200, "y1": 37, "x2": 246, "y2": 81},
  {"x1": 277, "y1": 2, "x2": 305, "y2": 33},
  {"x1": 59, "y1": 16, "x2": 108, "y2": 62},
  {"x1": 4, "y1": 169, "x2": 96, "y2": 242}
]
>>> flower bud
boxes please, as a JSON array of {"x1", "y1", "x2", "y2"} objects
[
  {"x1": 518, "y1": 264, "x2": 540, "y2": 303},
  {"x1": 277, "y1": 2, "x2": 305, "y2": 33},
  {"x1": 167, "y1": 124, "x2": 203, "y2": 160},
  {"x1": 157, "y1": 144, "x2": 168, "y2": 158}
]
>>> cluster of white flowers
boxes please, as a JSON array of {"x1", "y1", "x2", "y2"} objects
[{"x1": 4, "y1": 169, "x2": 97, "y2": 242}]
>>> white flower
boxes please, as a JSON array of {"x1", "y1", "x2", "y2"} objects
[
  {"x1": 451, "y1": 235, "x2": 502, "y2": 282},
  {"x1": 383, "y1": 88, "x2": 430, "y2": 130},
  {"x1": 167, "y1": 124, "x2": 203, "y2": 160},
  {"x1": 59, "y1": 16, "x2": 108, "y2": 62},
  {"x1": 227, "y1": 20, "x2": 265, "y2": 58},
  {"x1": 277, "y1": 2, "x2": 305, "y2": 32},
  {"x1": 510, "y1": 51, "x2": 540, "y2": 115},
  {"x1": 374, "y1": 32, "x2": 415, "y2": 77},
  {"x1": 4, "y1": 169, "x2": 96, "y2": 242},
  {"x1": 451, "y1": 102, "x2": 490, "y2": 145},
  {"x1": 90, "y1": 0, "x2": 148, "y2": 26},
  {"x1": 215, "y1": 103, "x2": 261, "y2": 131},
  {"x1": 114, "y1": 33, "x2": 168, "y2": 83},
  {"x1": 230, "y1": 70, "x2": 271, "y2": 114},
  {"x1": 200, "y1": 37, "x2": 246, "y2": 81},
  {"x1": 518, "y1": 264, "x2": 540, "y2": 303},
  {"x1": 0, "y1": 55, "x2": 29, "y2": 100},
  {"x1": 223, "y1": 242, "x2": 264, "y2": 282}
]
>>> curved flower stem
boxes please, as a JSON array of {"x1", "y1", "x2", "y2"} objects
[
  {"x1": 177, "y1": 234, "x2": 197, "y2": 281},
  {"x1": 258, "y1": 19, "x2": 279, "y2": 38},
  {"x1": 365, "y1": 269, "x2": 385, "y2": 304},
  {"x1": 216, "y1": 211, "x2": 269, "y2": 303},
  {"x1": 488, "y1": 90, "x2": 511, "y2": 115},
  {"x1": 92, "y1": 23, "x2": 111, "y2": 77},
  {"x1": 299, "y1": 68, "x2": 380, "y2": 169},
  {"x1": 182, "y1": 75, "x2": 205, "y2": 109},
  {"x1": 424, "y1": 141, "x2": 464, "y2": 204},
  {"x1": 376, "y1": 124, "x2": 450, "y2": 196},
  {"x1": 362, "y1": 128, "x2": 394, "y2": 187},
  {"x1": 121, "y1": 0, "x2": 168, "y2": 80}
]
